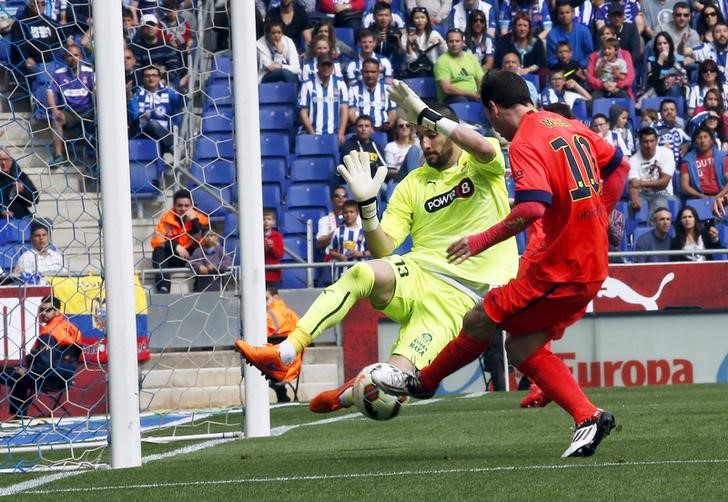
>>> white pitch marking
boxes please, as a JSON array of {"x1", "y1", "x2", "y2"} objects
[{"x1": 19, "y1": 459, "x2": 728, "y2": 495}]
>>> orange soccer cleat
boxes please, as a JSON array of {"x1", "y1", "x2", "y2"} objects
[
  {"x1": 520, "y1": 382, "x2": 553, "y2": 408},
  {"x1": 309, "y1": 377, "x2": 356, "y2": 413},
  {"x1": 234, "y1": 340, "x2": 290, "y2": 382}
]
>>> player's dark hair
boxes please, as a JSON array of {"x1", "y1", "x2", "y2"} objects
[
  {"x1": 543, "y1": 103, "x2": 573, "y2": 119},
  {"x1": 638, "y1": 126, "x2": 658, "y2": 140},
  {"x1": 41, "y1": 295, "x2": 62, "y2": 310},
  {"x1": 479, "y1": 70, "x2": 532, "y2": 111},
  {"x1": 173, "y1": 188, "x2": 192, "y2": 203},
  {"x1": 425, "y1": 101, "x2": 459, "y2": 122}
]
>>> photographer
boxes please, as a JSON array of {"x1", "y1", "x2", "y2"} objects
[
  {"x1": 150, "y1": 189, "x2": 210, "y2": 293},
  {"x1": 670, "y1": 206, "x2": 722, "y2": 262},
  {"x1": 370, "y1": 2, "x2": 403, "y2": 64}
]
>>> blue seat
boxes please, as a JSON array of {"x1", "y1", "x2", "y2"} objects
[
  {"x1": 258, "y1": 82, "x2": 298, "y2": 105},
  {"x1": 130, "y1": 162, "x2": 160, "y2": 198},
  {"x1": 205, "y1": 84, "x2": 234, "y2": 110},
  {"x1": 190, "y1": 159, "x2": 235, "y2": 185},
  {"x1": 281, "y1": 267, "x2": 309, "y2": 289},
  {"x1": 572, "y1": 99, "x2": 588, "y2": 122},
  {"x1": 262, "y1": 184, "x2": 282, "y2": 210},
  {"x1": 0, "y1": 217, "x2": 32, "y2": 244},
  {"x1": 522, "y1": 73, "x2": 540, "y2": 93},
  {"x1": 261, "y1": 133, "x2": 291, "y2": 157},
  {"x1": 196, "y1": 137, "x2": 234, "y2": 160},
  {"x1": 640, "y1": 96, "x2": 686, "y2": 118},
  {"x1": 334, "y1": 27, "x2": 355, "y2": 50},
  {"x1": 223, "y1": 213, "x2": 238, "y2": 238},
  {"x1": 393, "y1": 235, "x2": 413, "y2": 255},
  {"x1": 262, "y1": 157, "x2": 288, "y2": 189},
  {"x1": 290, "y1": 157, "x2": 336, "y2": 183},
  {"x1": 286, "y1": 184, "x2": 331, "y2": 210},
  {"x1": 401, "y1": 77, "x2": 437, "y2": 101},
  {"x1": 631, "y1": 203, "x2": 650, "y2": 225},
  {"x1": 371, "y1": 131, "x2": 388, "y2": 149},
  {"x1": 718, "y1": 224, "x2": 728, "y2": 260},
  {"x1": 189, "y1": 185, "x2": 234, "y2": 218},
  {"x1": 201, "y1": 114, "x2": 233, "y2": 134},
  {"x1": 516, "y1": 232, "x2": 527, "y2": 254},
  {"x1": 295, "y1": 134, "x2": 338, "y2": 158},
  {"x1": 259, "y1": 105, "x2": 295, "y2": 132},
  {"x1": 282, "y1": 209, "x2": 324, "y2": 234},
  {"x1": 449, "y1": 101, "x2": 484, "y2": 125},
  {"x1": 284, "y1": 235, "x2": 309, "y2": 261},
  {"x1": 0, "y1": 243, "x2": 26, "y2": 272},
  {"x1": 686, "y1": 198, "x2": 716, "y2": 221},
  {"x1": 129, "y1": 139, "x2": 159, "y2": 161},
  {"x1": 592, "y1": 98, "x2": 636, "y2": 127},
  {"x1": 432, "y1": 24, "x2": 447, "y2": 37}
]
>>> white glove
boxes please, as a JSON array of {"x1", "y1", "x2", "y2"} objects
[
  {"x1": 387, "y1": 79, "x2": 459, "y2": 137},
  {"x1": 337, "y1": 150, "x2": 387, "y2": 231}
]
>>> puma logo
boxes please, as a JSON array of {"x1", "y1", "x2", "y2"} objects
[{"x1": 597, "y1": 273, "x2": 675, "y2": 311}]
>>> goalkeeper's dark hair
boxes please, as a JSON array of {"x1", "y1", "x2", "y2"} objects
[
  {"x1": 424, "y1": 101, "x2": 459, "y2": 122},
  {"x1": 479, "y1": 70, "x2": 532, "y2": 111}
]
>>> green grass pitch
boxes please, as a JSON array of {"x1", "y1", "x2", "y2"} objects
[{"x1": 2, "y1": 384, "x2": 727, "y2": 501}]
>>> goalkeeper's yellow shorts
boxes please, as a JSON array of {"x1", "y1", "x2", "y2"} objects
[{"x1": 378, "y1": 254, "x2": 478, "y2": 369}]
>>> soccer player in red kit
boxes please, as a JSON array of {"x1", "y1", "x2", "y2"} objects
[{"x1": 374, "y1": 71, "x2": 630, "y2": 457}]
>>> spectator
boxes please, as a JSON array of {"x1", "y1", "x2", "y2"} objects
[
  {"x1": 634, "y1": 207, "x2": 674, "y2": 262},
  {"x1": 130, "y1": 0, "x2": 159, "y2": 24},
  {"x1": 498, "y1": 0, "x2": 552, "y2": 39},
  {"x1": 318, "y1": 0, "x2": 365, "y2": 33},
  {"x1": 645, "y1": 31, "x2": 689, "y2": 98},
  {"x1": 340, "y1": 115, "x2": 387, "y2": 177},
  {"x1": 310, "y1": 19, "x2": 356, "y2": 61},
  {"x1": 656, "y1": 2, "x2": 699, "y2": 63},
  {"x1": 401, "y1": 6, "x2": 446, "y2": 77},
  {"x1": 5, "y1": 296, "x2": 82, "y2": 419},
  {"x1": 301, "y1": 34, "x2": 345, "y2": 81},
  {"x1": 434, "y1": 28, "x2": 484, "y2": 103},
  {"x1": 256, "y1": 20, "x2": 301, "y2": 84},
  {"x1": 501, "y1": 52, "x2": 539, "y2": 104},
  {"x1": 129, "y1": 13, "x2": 187, "y2": 87},
  {"x1": 680, "y1": 124, "x2": 728, "y2": 198},
  {"x1": 587, "y1": 24, "x2": 636, "y2": 95},
  {"x1": 266, "y1": 0, "x2": 313, "y2": 53},
  {"x1": 595, "y1": 0, "x2": 644, "y2": 33},
  {"x1": 629, "y1": 126, "x2": 679, "y2": 215},
  {"x1": 640, "y1": 107, "x2": 660, "y2": 128},
  {"x1": 609, "y1": 104, "x2": 635, "y2": 153},
  {"x1": 605, "y1": 2, "x2": 641, "y2": 65},
  {"x1": 687, "y1": 59, "x2": 728, "y2": 116},
  {"x1": 696, "y1": 4, "x2": 724, "y2": 43},
  {"x1": 369, "y1": 1, "x2": 404, "y2": 64},
  {"x1": 588, "y1": 37, "x2": 633, "y2": 99},
  {"x1": 150, "y1": 189, "x2": 209, "y2": 293},
  {"x1": 346, "y1": 29, "x2": 394, "y2": 86},
  {"x1": 608, "y1": 206, "x2": 627, "y2": 261},
  {"x1": 265, "y1": 285, "x2": 301, "y2": 403},
  {"x1": 690, "y1": 109, "x2": 728, "y2": 149},
  {"x1": 362, "y1": 0, "x2": 406, "y2": 30},
  {"x1": 46, "y1": 44, "x2": 95, "y2": 167},
  {"x1": 263, "y1": 208, "x2": 284, "y2": 287},
  {"x1": 122, "y1": 6, "x2": 138, "y2": 46},
  {"x1": 0, "y1": 146, "x2": 39, "y2": 220},
  {"x1": 124, "y1": 48, "x2": 140, "y2": 100},
  {"x1": 494, "y1": 12, "x2": 546, "y2": 74},
  {"x1": 14, "y1": 220, "x2": 67, "y2": 278},
  {"x1": 540, "y1": 68, "x2": 591, "y2": 109},
  {"x1": 641, "y1": 0, "x2": 680, "y2": 40},
  {"x1": 691, "y1": 22, "x2": 728, "y2": 78},
  {"x1": 547, "y1": 1, "x2": 594, "y2": 68},
  {"x1": 298, "y1": 54, "x2": 349, "y2": 142},
  {"x1": 463, "y1": 9, "x2": 494, "y2": 70},
  {"x1": 670, "y1": 205, "x2": 722, "y2": 260},
  {"x1": 693, "y1": 88, "x2": 728, "y2": 134},
  {"x1": 655, "y1": 98, "x2": 691, "y2": 164},
  {"x1": 385, "y1": 119, "x2": 418, "y2": 180},
  {"x1": 160, "y1": 0, "x2": 193, "y2": 52},
  {"x1": 189, "y1": 231, "x2": 233, "y2": 292},
  {"x1": 591, "y1": 113, "x2": 630, "y2": 155},
  {"x1": 549, "y1": 41, "x2": 587, "y2": 85},
  {"x1": 316, "y1": 186, "x2": 358, "y2": 260},
  {"x1": 129, "y1": 65, "x2": 183, "y2": 155},
  {"x1": 9, "y1": 0, "x2": 65, "y2": 91},
  {"x1": 329, "y1": 200, "x2": 370, "y2": 263},
  {"x1": 450, "y1": 0, "x2": 496, "y2": 37},
  {"x1": 348, "y1": 58, "x2": 396, "y2": 132},
  {"x1": 405, "y1": 0, "x2": 451, "y2": 27}
]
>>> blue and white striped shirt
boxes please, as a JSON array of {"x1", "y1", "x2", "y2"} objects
[
  {"x1": 348, "y1": 80, "x2": 395, "y2": 128},
  {"x1": 298, "y1": 74, "x2": 349, "y2": 135},
  {"x1": 331, "y1": 224, "x2": 367, "y2": 260},
  {"x1": 346, "y1": 54, "x2": 393, "y2": 86}
]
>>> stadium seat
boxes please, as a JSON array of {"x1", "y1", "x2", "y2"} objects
[
  {"x1": 281, "y1": 209, "x2": 324, "y2": 235},
  {"x1": 640, "y1": 96, "x2": 686, "y2": 118},
  {"x1": 290, "y1": 157, "x2": 336, "y2": 183},
  {"x1": 262, "y1": 184, "x2": 282, "y2": 210},
  {"x1": 286, "y1": 184, "x2": 331, "y2": 211},
  {"x1": 130, "y1": 161, "x2": 161, "y2": 198},
  {"x1": 572, "y1": 99, "x2": 588, "y2": 122},
  {"x1": 262, "y1": 157, "x2": 288, "y2": 191},
  {"x1": 449, "y1": 101, "x2": 484, "y2": 125},
  {"x1": 204, "y1": 84, "x2": 234, "y2": 110},
  {"x1": 259, "y1": 105, "x2": 295, "y2": 132},
  {"x1": 190, "y1": 159, "x2": 235, "y2": 185},
  {"x1": 284, "y1": 235, "x2": 309, "y2": 261},
  {"x1": 223, "y1": 213, "x2": 238, "y2": 238},
  {"x1": 522, "y1": 73, "x2": 540, "y2": 93},
  {"x1": 295, "y1": 134, "x2": 339, "y2": 158},
  {"x1": 401, "y1": 77, "x2": 437, "y2": 101},
  {"x1": 129, "y1": 138, "x2": 159, "y2": 161},
  {"x1": 718, "y1": 224, "x2": 728, "y2": 260},
  {"x1": 432, "y1": 24, "x2": 447, "y2": 37},
  {"x1": 261, "y1": 133, "x2": 291, "y2": 157},
  {"x1": 0, "y1": 243, "x2": 27, "y2": 272},
  {"x1": 334, "y1": 27, "x2": 355, "y2": 50},
  {"x1": 258, "y1": 82, "x2": 298, "y2": 105},
  {"x1": 686, "y1": 198, "x2": 716, "y2": 221},
  {"x1": 201, "y1": 114, "x2": 234, "y2": 134},
  {"x1": 189, "y1": 185, "x2": 234, "y2": 218},
  {"x1": 281, "y1": 267, "x2": 309, "y2": 289},
  {"x1": 516, "y1": 232, "x2": 527, "y2": 254},
  {"x1": 196, "y1": 137, "x2": 234, "y2": 160},
  {"x1": 631, "y1": 203, "x2": 650, "y2": 225},
  {"x1": 0, "y1": 217, "x2": 32, "y2": 244},
  {"x1": 371, "y1": 131, "x2": 388, "y2": 148},
  {"x1": 592, "y1": 98, "x2": 636, "y2": 127}
]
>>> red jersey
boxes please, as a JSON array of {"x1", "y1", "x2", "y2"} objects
[{"x1": 510, "y1": 111, "x2": 621, "y2": 283}]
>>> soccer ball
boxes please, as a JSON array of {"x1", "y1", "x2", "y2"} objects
[{"x1": 353, "y1": 363, "x2": 408, "y2": 421}]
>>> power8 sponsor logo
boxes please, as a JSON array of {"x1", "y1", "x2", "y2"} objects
[{"x1": 424, "y1": 178, "x2": 475, "y2": 213}]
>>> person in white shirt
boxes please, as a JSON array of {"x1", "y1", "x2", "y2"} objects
[
  {"x1": 591, "y1": 113, "x2": 630, "y2": 156},
  {"x1": 256, "y1": 20, "x2": 301, "y2": 83},
  {"x1": 14, "y1": 221, "x2": 68, "y2": 278},
  {"x1": 628, "y1": 126, "x2": 680, "y2": 215}
]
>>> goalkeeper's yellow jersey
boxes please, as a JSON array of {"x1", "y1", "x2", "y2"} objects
[{"x1": 380, "y1": 137, "x2": 518, "y2": 294}]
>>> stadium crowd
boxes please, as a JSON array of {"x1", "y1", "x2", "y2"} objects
[{"x1": 0, "y1": 0, "x2": 727, "y2": 287}]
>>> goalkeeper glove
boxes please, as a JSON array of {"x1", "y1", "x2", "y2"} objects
[
  {"x1": 387, "y1": 79, "x2": 458, "y2": 137},
  {"x1": 336, "y1": 151, "x2": 387, "y2": 231}
]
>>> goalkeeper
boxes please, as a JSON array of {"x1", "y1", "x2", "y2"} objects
[{"x1": 236, "y1": 82, "x2": 518, "y2": 412}]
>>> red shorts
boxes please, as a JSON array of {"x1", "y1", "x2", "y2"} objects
[{"x1": 484, "y1": 274, "x2": 602, "y2": 340}]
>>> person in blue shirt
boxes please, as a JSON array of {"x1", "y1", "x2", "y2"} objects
[
  {"x1": 547, "y1": 1, "x2": 593, "y2": 68},
  {"x1": 129, "y1": 65, "x2": 183, "y2": 154},
  {"x1": 46, "y1": 44, "x2": 96, "y2": 167}
]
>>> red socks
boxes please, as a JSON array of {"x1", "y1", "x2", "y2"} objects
[
  {"x1": 419, "y1": 331, "x2": 490, "y2": 393},
  {"x1": 518, "y1": 346, "x2": 597, "y2": 424}
]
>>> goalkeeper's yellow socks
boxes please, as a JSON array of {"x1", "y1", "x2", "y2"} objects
[{"x1": 282, "y1": 263, "x2": 376, "y2": 365}]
